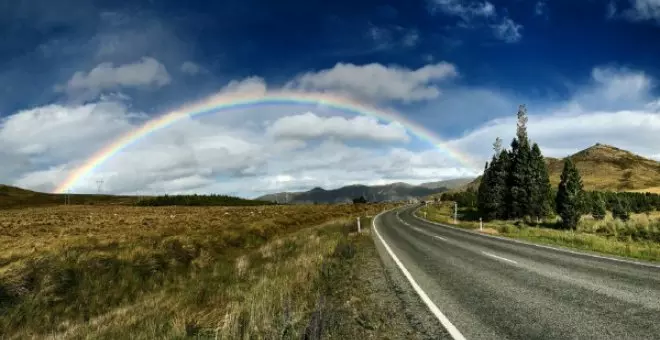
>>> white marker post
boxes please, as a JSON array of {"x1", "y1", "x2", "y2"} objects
[
  {"x1": 357, "y1": 217, "x2": 361, "y2": 233},
  {"x1": 454, "y1": 202, "x2": 458, "y2": 224},
  {"x1": 480, "y1": 218, "x2": 483, "y2": 231}
]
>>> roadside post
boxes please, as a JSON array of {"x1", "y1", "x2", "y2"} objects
[
  {"x1": 357, "y1": 216, "x2": 361, "y2": 233},
  {"x1": 454, "y1": 202, "x2": 458, "y2": 224},
  {"x1": 480, "y1": 218, "x2": 483, "y2": 231}
]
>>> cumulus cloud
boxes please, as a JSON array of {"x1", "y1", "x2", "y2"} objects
[
  {"x1": 58, "y1": 57, "x2": 171, "y2": 98},
  {"x1": 286, "y1": 62, "x2": 458, "y2": 103},
  {"x1": 266, "y1": 112, "x2": 410, "y2": 143},
  {"x1": 623, "y1": 0, "x2": 660, "y2": 22},
  {"x1": 3, "y1": 63, "x2": 660, "y2": 197},
  {"x1": 0, "y1": 101, "x2": 136, "y2": 160},
  {"x1": 451, "y1": 110, "x2": 660, "y2": 162},
  {"x1": 447, "y1": 66, "x2": 660, "y2": 162}
]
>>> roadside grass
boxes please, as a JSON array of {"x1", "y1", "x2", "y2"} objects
[
  {"x1": 0, "y1": 203, "x2": 396, "y2": 339},
  {"x1": 418, "y1": 203, "x2": 660, "y2": 262}
]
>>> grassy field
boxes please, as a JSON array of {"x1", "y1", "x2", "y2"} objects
[
  {"x1": 418, "y1": 203, "x2": 660, "y2": 262},
  {"x1": 0, "y1": 203, "x2": 413, "y2": 339}
]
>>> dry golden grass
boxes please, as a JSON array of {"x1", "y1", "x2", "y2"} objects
[
  {"x1": 630, "y1": 186, "x2": 660, "y2": 194},
  {"x1": 420, "y1": 203, "x2": 660, "y2": 262},
  {"x1": 0, "y1": 203, "x2": 396, "y2": 339}
]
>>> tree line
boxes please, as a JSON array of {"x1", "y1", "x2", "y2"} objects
[
  {"x1": 135, "y1": 194, "x2": 274, "y2": 206},
  {"x1": 439, "y1": 105, "x2": 660, "y2": 229}
]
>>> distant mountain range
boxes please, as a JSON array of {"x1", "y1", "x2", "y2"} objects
[{"x1": 256, "y1": 178, "x2": 474, "y2": 204}]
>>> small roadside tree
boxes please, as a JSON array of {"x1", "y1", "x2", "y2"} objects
[
  {"x1": 591, "y1": 192, "x2": 607, "y2": 220},
  {"x1": 612, "y1": 197, "x2": 631, "y2": 221},
  {"x1": 555, "y1": 158, "x2": 584, "y2": 229}
]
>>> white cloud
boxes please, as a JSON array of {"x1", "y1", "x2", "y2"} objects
[
  {"x1": 492, "y1": 18, "x2": 523, "y2": 43},
  {"x1": 591, "y1": 66, "x2": 652, "y2": 100},
  {"x1": 431, "y1": 0, "x2": 496, "y2": 20},
  {"x1": 624, "y1": 0, "x2": 660, "y2": 22},
  {"x1": 58, "y1": 57, "x2": 171, "y2": 98},
  {"x1": 446, "y1": 66, "x2": 660, "y2": 163},
  {"x1": 451, "y1": 110, "x2": 660, "y2": 162},
  {"x1": 286, "y1": 62, "x2": 458, "y2": 103},
  {"x1": 0, "y1": 101, "x2": 135, "y2": 160},
  {"x1": 181, "y1": 61, "x2": 203, "y2": 75},
  {"x1": 535, "y1": 2, "x2": 547, "y2": 16},
  {"x1": 266, "y1": 112, "x2": 410, "y2": 143},
  {"x1": 4, "y1": 63, "x2": 660, "y2": 197},
  {"x1": 429, "y1": 0, "x2": 522, "y2": 42}
]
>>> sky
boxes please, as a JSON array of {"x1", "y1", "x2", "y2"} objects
[{"x1": 1, "y1": 0, "x2": 660, "y2": 197}]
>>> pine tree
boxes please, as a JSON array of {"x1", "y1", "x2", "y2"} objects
[
  {"x1": 477, "y1": 161, "x2": 493, "y2": 217},
  {"x1": 492, "y1": 150, "x2": 510, "y2": 219},
  {"x1": 555, "y1": 158, "x2": 584, "y2": 229},
  {"x1": 506, "y1": 105, "x2": 533, "y2": 219},
  {"x1": 478, "y1": 139, "x2": 510, "y2": 220},
  {"x1": 591, "y1": 191, "x2": 607, "y2": 220},
  {"x1": 529, "y1": 143, "x2": 552, "y2": 222}
]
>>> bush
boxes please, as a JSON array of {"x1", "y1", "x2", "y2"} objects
[{"x1": 612, "y1": 199, "x2": 631, "y2": 221}]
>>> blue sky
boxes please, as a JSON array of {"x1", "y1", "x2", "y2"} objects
[{"x1": 1, "y1": 0, "x2": 659, "y2": 196}]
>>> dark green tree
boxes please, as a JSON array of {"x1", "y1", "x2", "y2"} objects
[
  {"x1": 529, "y1": 143, "x2": 552, "y2": 222},
  {"x1": 612, "y1": 197, "x2": 631, "y2": 221},
  {"x1": 352, "y1": 196, "x2": 367, "y2": 204},
  {"x1": 591, "y1": 191, "x2": 607, "y2": 220},
  {"x1": 506, "y1": 105, "x2": 534, "y2": 219},
  {"x1": 555, "y1": 158, "x2": 584, "y2": 229},
  {"x1": 478, "y1": 138, "x2": 509, "y2": 220}
]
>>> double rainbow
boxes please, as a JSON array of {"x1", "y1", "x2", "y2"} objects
[{"x1": 54, "y1": 91, "x2": 478, "y2": 194}]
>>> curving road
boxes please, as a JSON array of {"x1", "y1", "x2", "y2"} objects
[{"x1": 373, "y1": 205, "x2": 660, "y2": 340}]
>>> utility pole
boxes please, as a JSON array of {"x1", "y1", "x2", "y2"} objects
[
  {"x1": 96, "y1": 180, "x2": 104, "y2": 194},
  {"x1": 454, "y1": 202, "x2": 458, "y2": 224}
]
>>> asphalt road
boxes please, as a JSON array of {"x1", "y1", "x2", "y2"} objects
[{"x1": 373, "y1": 206, "x2": 660, "y2": 340}]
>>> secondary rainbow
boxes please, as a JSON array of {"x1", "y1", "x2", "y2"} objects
[{"x1": 54, "y1": 91, "x2": 479, "y2": 194}]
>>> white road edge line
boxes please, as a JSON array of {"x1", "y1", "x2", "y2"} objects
[
  {"x1": 411, "y1": 207, "x2": 660, "y2": 270},
  {"x1": 434, "y1": 235, "x2": 448, "y2": 241},
  {"x1": 372, "y1": 210, "x2": 467, "y2": 340},
  {"x1": 482, "y1": 251, "x2": 518, "y2": 264}
]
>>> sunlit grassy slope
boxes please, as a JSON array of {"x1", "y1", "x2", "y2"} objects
[
  {"x1": 0, "y1": 203, "x2": 404, "y2": 339},
  {"x1": 0, "y1": 185, "x2": 138, "y2": 208},
  {"x1": 461, "y1": 144, "x2": 660, "y2": 193}
]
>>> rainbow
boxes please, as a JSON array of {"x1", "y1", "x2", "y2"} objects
[{"x1": 54, "y1": 91, "x2": 478, "y2": 193}]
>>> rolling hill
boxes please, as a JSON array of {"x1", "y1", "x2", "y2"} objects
[
  {"x1": 462, "y1": 143, "x2": 660, "y2": 192},
  {"x1": 0, "y1": 185, "x2": 140, "y2": 208}
]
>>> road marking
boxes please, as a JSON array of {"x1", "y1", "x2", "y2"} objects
[
  {"x1": 372, "y1": 211, "x2": 467, "y2": 340},
  {"x1": 433, "y1": 235, "x2": 448, "y2": 241},
  {"x1": 482, "y1": 251, "x2": 518, "y2": 264},
  {"x1": 410, "y1": 207, "x2": 660, "y2": 270}
]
